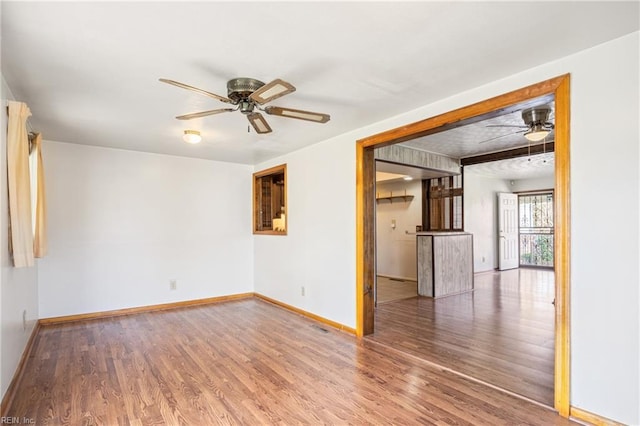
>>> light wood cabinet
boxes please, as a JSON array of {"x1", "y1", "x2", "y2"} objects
[{"x1": 417, "y1": 232, "x2": 473, "y2": 298}]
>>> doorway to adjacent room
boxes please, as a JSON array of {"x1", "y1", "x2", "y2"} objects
[{"x1": 356, "y1": 74, "x2": 571, "y2": 415}]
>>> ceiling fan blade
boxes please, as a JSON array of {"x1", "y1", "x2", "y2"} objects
[
  {"x1": 264, "y1": 106, "x2": 330, "y2": 123},
  {"x1": 249, "y1": 79, "x2": 296, "y2": 104},
  {"x1": 247, "y1": 112, "x2": 272, "y2": 134},
  {"x1": 478, "y1": 129, "x2": 526, "y2": 144},
  {"x1": 485, "y1": 124, "x2": 529, "y2": 128},
  {"x1": 176, "y1": 108, "x2": 235, "y2": 120},
  {"x1": 159, "y1": 78, "x2": 233, "y2": 104}
]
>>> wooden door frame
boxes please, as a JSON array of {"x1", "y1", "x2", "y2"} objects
[{"x1": 355, "y1": 74, "x2": 571, "y2": 416}]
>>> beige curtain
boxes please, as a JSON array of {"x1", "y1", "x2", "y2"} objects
[
  {"x1": 31, "y1": 133, "x2": 47, "y2": 257},
  {"x1": 6, "y1": 101, "x2": 34, "y2": 267}
]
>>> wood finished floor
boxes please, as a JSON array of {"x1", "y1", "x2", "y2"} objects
[
  {"x1": 369, "y1": 268, "x2": 555, "y2": 406},
  {"x1": 6, "y1": 297, "x2": 572, "y2": 425},
  {"x1": 376, "y1": 275, "x2": 418, "y2": 303}
]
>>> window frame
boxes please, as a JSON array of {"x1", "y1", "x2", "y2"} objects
[
  {"x1": 517, "y1": 190, "x2": 555, "y2": 268},
  {"x1": 253, "y1": 164, "x2": 287, "y2": 235},
  {"x1": 422, "y1": 174, "x2": 464, "y2": 232}
]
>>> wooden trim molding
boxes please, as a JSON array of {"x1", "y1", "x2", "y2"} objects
[
  {"x1": 358, "y1": 78, "x2": 562, "y2": 148},
  {"x1": 1, "y1": 321, "x2": 41, "y2": 417},
  {"x1": 553, "y1": 74, "x2": 571, "y2": 418},
  {"x1": 41, "y1": 292, "x2": 356, "y2": 332},
  {"x1": 355, "y1": 142, "x2": 365, "y2": 337},
  {"x1": 355, "y1": 74, "x2": 571, "y2": 416},
  {"x1": 255, "y1": 293, "x2": 357, "y2": 335},
  {"x1": 460, "y1": 142, "x2": 555, "y2": 166},
  {"x1": 570, "y1": 407, "x2": 625, "y2": 426},
  {"x1": 39, "y1": 293, "x2": 254, "y2": 325}
]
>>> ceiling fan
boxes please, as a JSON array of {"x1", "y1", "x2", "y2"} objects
[
  {"x1": 480, "y1": 105, "x2": 554, "y2": 144},
  {"x1": 159, "y1": 77, "x2": 330, "y2": 134}
]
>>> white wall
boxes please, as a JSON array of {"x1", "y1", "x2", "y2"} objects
[
  {"x1": 38, "y1": 141, "x2": 254, "y2": 318},
  {"x1": 375, "y1": 179, "x2": 422, "y2": 280},
  {"x1": 0, "y1": 76, "x2": 39, "y2": 398},
  {"x1": 253, "y1": 32, "x2": 639, "y2": 423},
  {"x1": 567, "y1": 33, "x2": 639, "y2": 424},
  {"x1": 511, "y1": 175, "x2": 554, "y2": 193},
  {"x1": 464, "y1": 174, "x2": 555, "y2": 272},
  {"x1": 463, "y1": 173, "x2": 511, "y2": 272},
  {"x1": 253, "y1": 137, "x2": 356, "y2": 328}
]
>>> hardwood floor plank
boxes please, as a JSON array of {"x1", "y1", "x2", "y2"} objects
[
  {"x1": 376, "y1": 275, "x2": 418, "y2": 303},
  {"x1": 369, "y1": 268, "x2": 555, "y2": 406},
  {"x1": 7, "y1": 297, "x2": 571, "y2": 425}
]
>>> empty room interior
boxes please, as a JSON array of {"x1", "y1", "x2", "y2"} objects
[{"x1": 1, "y1": 2, "x2": 639, "y2": 425}]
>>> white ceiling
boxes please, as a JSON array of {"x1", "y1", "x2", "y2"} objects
[
  {"x1": 464, "y1": 152, "x2": 555, "y2": 180},
  {"x1": 2, "y1": 2, "x2": 638, "y2": 165},
  {"x1": 388, "y1": 100, "x2": 556, "y2": 180},
  {"x1": 376, "y1": 149, "x2": 554, "y2": 182},
  {"x1": 400, "y1": 99, "x2": 555, "y2": 159},
  {"x1": 376, "y1": 161, "x2": 453, "y2": 183}
]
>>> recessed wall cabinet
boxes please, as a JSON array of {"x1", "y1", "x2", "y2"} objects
[{"x1": 253, "y1": 164, "x2": 287, "y2": 235}]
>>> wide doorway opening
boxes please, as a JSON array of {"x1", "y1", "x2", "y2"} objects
[
  {"x1": 356, "y1": 75, "x2": 571, "y2": 415},
  {"x1": 371, "y1": 135, "x2": 556, "y2": 406}
]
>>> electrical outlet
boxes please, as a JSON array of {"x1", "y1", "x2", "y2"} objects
[
  {"x1": 22, "y1": 309, "x2": 27, "y2": 331},
  {"x1": 301, "y1": 286, "x2": 305, "y2": 296},
  {"x1": 482, "y1": 256, "x2": 486, "y2": 263},
  {"x1": 170, "y1": 279, "x2": 177, "y2": 291}
]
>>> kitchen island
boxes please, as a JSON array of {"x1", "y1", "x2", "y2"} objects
[{"x1": 417, "y1": 231, "x2": 473, "y2": 298}]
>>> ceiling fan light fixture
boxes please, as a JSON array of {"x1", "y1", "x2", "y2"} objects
[
  {"x1": 183, "y1": 130, "x2": 202, "y2": 144},
  {"x1": 524, "y1": 124, "x2": 550, "y2": 142},
  {"x1": 522, "y1": 105, "x2": 553, "y2": 142}
]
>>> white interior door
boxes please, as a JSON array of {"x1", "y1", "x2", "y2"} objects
[{"x1": 498, "y1": 192, "x2": 519, "y2": 270}]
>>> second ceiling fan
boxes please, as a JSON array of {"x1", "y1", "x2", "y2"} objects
[
  {"x1": 480, "y1": 105, "x2": 554, "y2": 144},
  {"x1": 160, "y1": 77, "x2": 330, "y2": 134}
]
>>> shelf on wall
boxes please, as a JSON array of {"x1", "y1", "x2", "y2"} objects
[{"x1": 376, "y1": 190, "x2": 414, "y2": 204}]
